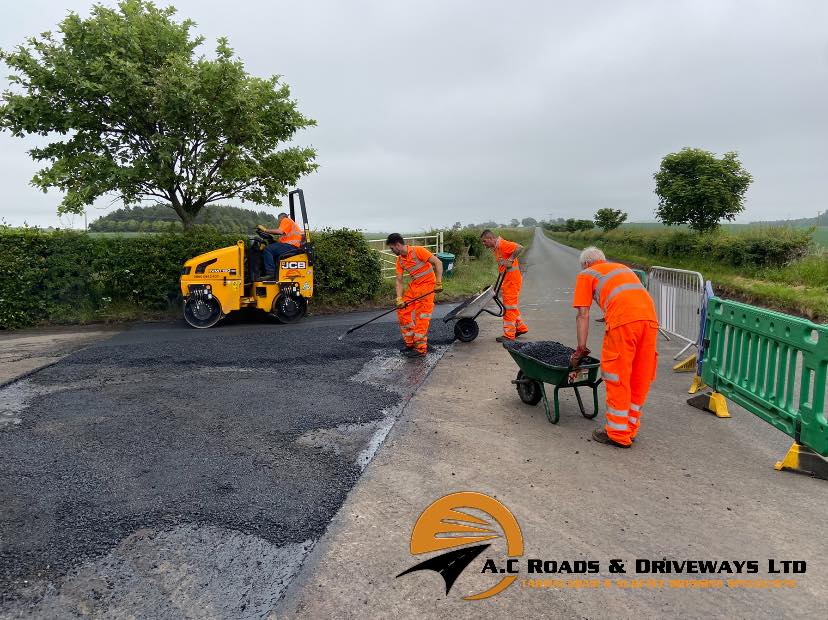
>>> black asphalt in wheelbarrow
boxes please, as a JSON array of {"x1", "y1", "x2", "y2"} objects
[{"x1": 503, "y1": 340, "x2": 603, "y2": 424}]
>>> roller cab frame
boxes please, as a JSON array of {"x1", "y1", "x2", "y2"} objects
[{"x1": 179, "y1": 189, "x2": 314, "y2": 328}]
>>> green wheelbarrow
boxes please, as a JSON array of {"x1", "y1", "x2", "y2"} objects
[{"x1": 503, "y1": 342, "x2": 603, "y2": 424}]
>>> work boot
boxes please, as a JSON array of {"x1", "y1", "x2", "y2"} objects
[
  {"x1": 257, "y1": 272, "x2": 277, "y2": 281},
  {"x1": 399, "y1": 343, "x2": 414, "y2": 352},
  {"x1": 516, "y1": 329, "x2": 528, "y2": 338},
  {"x1": 591, "y1": 428, "x2": 631, "y2": 448},
  {"x1": 403, "y1": 348, "x2": 426, "y2": 358},
  {"x1": 495, "y1": 336, "x2": 514, "y2": 343}
]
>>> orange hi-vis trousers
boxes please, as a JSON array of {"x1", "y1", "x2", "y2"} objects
[
  {"x1": 397, "y1": 277, "x2": 436, "y2": 354},
  {"x1": 501, "y1": 270, "x2": 527, "y2": 339},
  {"x1": 600, "y1": 320, "x2": 659, "y2": 445}
]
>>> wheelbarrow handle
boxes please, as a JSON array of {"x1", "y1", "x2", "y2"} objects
[
  {"x1": 493, "y1": 270, "x2": 507, "y2": 294},
  {"x1": 478, "y1": 288, "x2": 505, "y2": 319}
]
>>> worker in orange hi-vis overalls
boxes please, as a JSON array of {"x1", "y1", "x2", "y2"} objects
[
  {"x1": 570, "y1": 246, "x2": 659, "y2": 448},
  {"x1": 480, "y1": 230, "x2": 527, "y2": 342},
  {"x1": 257, "y1": 213, "x2": 304, "y2": 280},
  {"x1": 386, "y1": 233, "x2": 444, "y2": 358}
]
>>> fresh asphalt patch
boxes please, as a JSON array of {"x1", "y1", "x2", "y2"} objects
[{"x1": 0, "y1": 315, "x2": 455, "y2": 618}]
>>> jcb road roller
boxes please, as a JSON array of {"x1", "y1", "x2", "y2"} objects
[{"x1": 179, "y1": 189, "x2": 314, "y2": 328}]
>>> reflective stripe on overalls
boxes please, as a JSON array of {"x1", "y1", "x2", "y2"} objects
[{"x1": 398, "y1": 246, "x2": 434, "y2": 280}]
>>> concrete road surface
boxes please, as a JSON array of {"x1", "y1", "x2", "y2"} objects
[
  {"x1": 284, "y1": 228, "x2": 827, "y2": 619},
  {"x1": 0, "y1": 310, "x2": 456, "y2": 618},
  {"x1": 0, "y1": 325, "x2": 120, "y2": 387}
]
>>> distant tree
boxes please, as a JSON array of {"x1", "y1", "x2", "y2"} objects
[
  {"x1": 564, "y1": 219, "x2": 594, "y2": 232},
  {"x1": 654, "y1": 148, "x2": 752, "y2": 233},
  {"x1": 510, "y1": 218, "x2": 520, "y2": 227},
  {"x1": 594, "y1": 208, "x2": 628, "y2": 231},
  {"x1": 89, "y1": 203, "x2": 278, "y2": 232},
  {"x1": 0, "y1": 0, "x2": 316, "y2": 228},
  {"x1": 452, "y1": 221, "x2": 462, "y2": 230},
  {"x1": 521, "y1": 217, "x2": 538, "y2": 227}
]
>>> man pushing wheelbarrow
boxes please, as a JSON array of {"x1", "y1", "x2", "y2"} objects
[{"x1": 480, "y1": 230, "x2": 528, "y2": 342}]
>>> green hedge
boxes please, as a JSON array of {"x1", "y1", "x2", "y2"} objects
[
  {"x1": 0, "y1": 228, "x2": 381, "y2": 329},
  {"x1": 442, "y1": 229, "x2": 485, "y2": 260},
  {"x1": 311, "y1": 228, "x2": 383, "y2": 306},
  {"x1": 441, "y1": 227, "x2": 534, "y2": 260},
  {"x1": 551, "y1": 227, "x2": 813, "y2": 268}
]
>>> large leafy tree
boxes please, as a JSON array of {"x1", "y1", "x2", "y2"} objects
[
  {"x1": 0, "y1": 0, "x2": 316, "y2": 228},
  {"x1": 594, "y1": 208, "x2": 627, "y2": 231},
  {"x1": 654, "y1": 148, "x2": 752, "y2": 233}
]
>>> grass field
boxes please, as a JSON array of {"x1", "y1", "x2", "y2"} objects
[
  {"x1": 811, "y1": 227, "x2": 828, "y2": 247},
  {"x1": 621, "y1": 222, "x2": 828, "y2": 249},
  {"x1": 547, "y1": 231, "x2": 828, "y2": 321}
]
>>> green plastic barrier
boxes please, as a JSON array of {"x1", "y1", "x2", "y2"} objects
[{"x1": 702, "y1": 298, "x2": 828, "y2": 456}]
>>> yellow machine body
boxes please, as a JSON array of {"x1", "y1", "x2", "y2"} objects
[
  {"x1": 179, "y1": 241, "x2": 313, "y2": 314},
  {"x1": 178, "y1": 189, "x2": 314, "y2": 328}
]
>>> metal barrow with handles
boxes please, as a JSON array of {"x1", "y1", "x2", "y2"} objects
[
  {"x1": 503, "y1": 341, "x2": 603, "y2": 424},
  {"x1": 442, "y1": 271, "x2": 505, "y2": 342}
]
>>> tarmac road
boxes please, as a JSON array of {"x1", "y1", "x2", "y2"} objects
[
  {"x1": 284, "y1": 228, "x2": 828, "y2": 619},
  {"x1": 0, "y1": 304, "x2": 456, "y2": 618}
]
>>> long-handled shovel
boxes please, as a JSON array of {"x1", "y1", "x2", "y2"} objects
[{"x1": 337, "y1": 289, "x2": 437, "y2": 341}]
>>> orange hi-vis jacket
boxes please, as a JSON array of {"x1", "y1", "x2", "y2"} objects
[
  {"x1": 572, "y1": 261, "x2": 656, "y2": 329},
  {"x1": 279, "y1": 216, "x2": 303, "y2": 247},
  {"x1": 494, "y1": 237, "x2": 520, "y2": 273},
  {"x1": 396, "y1": 245, "x2": 436, "y2": 285}
]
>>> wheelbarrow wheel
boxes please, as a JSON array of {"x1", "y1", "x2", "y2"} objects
[
  {"x1": 454, "y1": 318, "x2": 479, "y2": 342},
  {"x1": 515, "y1": 371, "x2": 542, "y2": 406}
]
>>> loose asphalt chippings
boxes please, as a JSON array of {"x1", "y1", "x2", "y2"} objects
[
  {"x1": 0, "y1": 314, "x2": 454, "y2": 618},
  {"x1": 503, "y1": 340, "x2": 600, "y2": 368}
]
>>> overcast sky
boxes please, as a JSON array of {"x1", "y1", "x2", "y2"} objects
[{"x1": 1, "y1": 0, "x2": 826, "y2": 231}]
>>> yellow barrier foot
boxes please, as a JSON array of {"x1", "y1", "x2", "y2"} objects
[
  {"x1": 673, "y1": 353, "x2": 697, "y2": 373},
  {"x1": 686, "y1": 391, "x2": 730, "y2": 418},
  {"x1": 775, "y1": 442, "x2": 828, "y2": 480},
  {"x1": 688, "y1": 375, "x2": 706, "y2": 395},
  {"x1": 708, "y1": 392, "x2": 730, "y2": 418}
]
